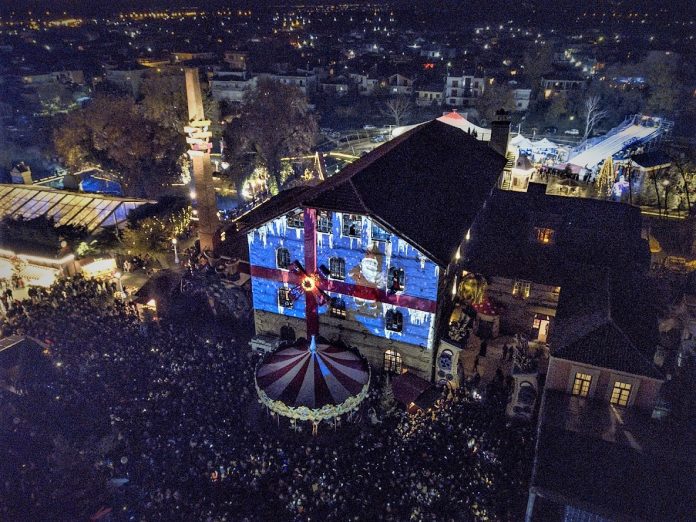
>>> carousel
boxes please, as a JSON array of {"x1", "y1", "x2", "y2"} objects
[{"x1": 255, "y1": 336, "x2": 371, "y2": 433}]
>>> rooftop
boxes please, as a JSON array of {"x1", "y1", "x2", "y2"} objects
[
  {"x1": 550, "y1": 270, "x2": 662, "y2": 379},
  {"x1": 532, "y1": 390, "x2": 696, "y2": 521},
  {"x1": 461, "y1": 185, "x2": 649, "y2": 286},
  {"x1": 220, "y1": 119, "x2": 506, "y2": 266}
]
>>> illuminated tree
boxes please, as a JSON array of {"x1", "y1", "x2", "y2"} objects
[
  {"x1": 581, "y1": 95, "x2": 608, "y2": 141},
  {"x1": 223, "y1": 78, "x2": 318, "y2": 190}
]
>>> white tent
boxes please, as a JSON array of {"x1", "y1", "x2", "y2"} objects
[
  {"x1": 533, "y1": 138, "x2": 558, "y2": 152},
  {"x1": 509, "y1": 134, "x2": 534, "y2": 151}
]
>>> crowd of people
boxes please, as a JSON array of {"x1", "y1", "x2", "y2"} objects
[{"x1": 1, "y1": 275, "x2": 534, "y2": 521}]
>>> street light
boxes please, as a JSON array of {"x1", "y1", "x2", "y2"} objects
[{"x1": 172, "y1": 238, "x2": 179, "y2": 264}]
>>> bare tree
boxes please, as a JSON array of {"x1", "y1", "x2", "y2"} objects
[
  {"x1": 582, "y1": 95, "x2": 608, "y2": 141},
  {"x1": 381, "y1": 96, "x2": 413, "y2": 127}
]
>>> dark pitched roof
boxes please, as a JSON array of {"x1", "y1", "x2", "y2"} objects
[
  {"x1": 218, "y1": 120, "x2": 506, "y2": 266},
  {"x1": 532, "y1": 390, "x2": 696, "y2": 521},
  {"x1": 303, "y1": 120, "x2": 506, "y2": 265},
  {"x1": 461, "y1": 186, "x2": 649, "y2": 286},
  {"x1": 550, "y1": 270, "x2": 662, "y2": 379}
]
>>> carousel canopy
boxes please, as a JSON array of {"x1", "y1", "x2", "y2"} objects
[{"x1": 255, "y1": 337, "x2": 370, "y2": 422}]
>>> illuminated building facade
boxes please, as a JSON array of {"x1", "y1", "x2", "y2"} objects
[{"x1": 220, "y1": 119, "x2": 508, "y2": 379}]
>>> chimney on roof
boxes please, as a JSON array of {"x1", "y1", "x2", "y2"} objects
[{"x1": 489, "y1": 109, "x2": 511, "y2": 157}]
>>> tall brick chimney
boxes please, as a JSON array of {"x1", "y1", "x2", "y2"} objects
[{"x1": 489, "y1": 109, "x2": 511, "y2": 157}]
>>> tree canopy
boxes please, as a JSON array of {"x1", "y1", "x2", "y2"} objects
[
  {"x1": 223, "y1": 78, "x2": 318, "y2": 191},
  {"x1": 52, "y1": 93, "x2": 184, "y2": 198}
]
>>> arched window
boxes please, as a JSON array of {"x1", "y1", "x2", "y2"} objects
[
  {"x1": 329, "y1": 257, "x2": 346, "y2": 280},
  {"x1": 385, "y1": 309, "x2": 403, "y2": 332},
  {"x1": 276, "y1": 247, "x2": 291, "y2": 269},
  {"x1": 280, "y1": 325, "x2": 296, "y2": 342},
  {"x1": 383, "y1": 349, "x2": 403, "y2": 374},
  {"x1": 387, "y1": 267, "x2": 405, "y2": 292}
]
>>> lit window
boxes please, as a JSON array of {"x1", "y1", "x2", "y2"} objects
[
  {"x1": 571, "y1": 372, "x2": 592, "y2": 397},
  {"x1": 276, "y1": 248, "x2": 291, "y2": 269},
  {"x1": 388, "y1": 267, "x2": 405, "y2": 292},
  {"x1": 286, "y1": 210, "x2": 304, "y2": 228},
  {"x1": 371, "y1": 221, "x2": 391, "y2": 242},
  {"x1": 534, "y1": 227, "x2": 555, "y2": 245},
  {"x1": 329, "y1": 297, "x2": 346, "y2": 319},
  {"x1": 342, "y1": 214, "x2": 362, "y2": 237},
  {"x1": 317, "y1": 210, "x2": 332, "y2": 234},
  {"x1": 386, "y1": 309, "x2": 403, "y2": 332},
  {"x1": 610, "y1": 381, "x2": 632, "y2": 407},
  {"x1": 329, "y1": 257, "x2": 345, "y2": 280},
  {"x1": 278, "y1": 288, "x2": 294, "y2": 308},
  {"x1": 383, "y1": 349, "x2": 403, "y2": 374},
  {"x1": 512, "y1": 280, "x2": 531, "y2": 299}
]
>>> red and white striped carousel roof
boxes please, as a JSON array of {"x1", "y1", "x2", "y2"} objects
[{"x1": 256, "y1": 338, "x2": 369, "y2": 410}]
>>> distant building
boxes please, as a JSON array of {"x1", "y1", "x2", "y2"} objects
[
  {"x1": 445, "y1": 73, "x2": 485, "y2": 107},
  {"x1": 210, "y1": 71, "x2": 257, "y2": 103},
  {"x1": 224, "y1": 50, "x2": 249, "y2": 71},
  {"x1": 512, "y1": 88, "x2": 532, "y2": 112},
  {"x1": 171, "y1": 51, "x2": 215, "y2": 63},
  {"x1": 104, "y1": 67, "x2": 148, "y2": 96},
  {"x1": 22, "y1": 70, "x2": 84, "y2": 86},
  {"x1": 387, "y1": 73, "x2": 414, "y2": 95},
  {"x1": 416, "y1": 84, "x2": 445, "y2": 107}
]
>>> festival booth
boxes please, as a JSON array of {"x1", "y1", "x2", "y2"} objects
[
  {"x1": 391, "y1": 371, "x2": 439, "y2": 414},
  {"x1": 79, "y1": 257, "x2": 117, "y2": 280},
  {"x1": 0, "y1": 245, "x2": 77, "y2": 289},
  {"x1": 531, "y1": 138, "x2": 559, "y2": 163},
  {"x1": 508, "y1": 134, "x2": 534, "y2": 156},
  {"x1": 255, "y1": 336, "x2": 370, "y2": 434}
]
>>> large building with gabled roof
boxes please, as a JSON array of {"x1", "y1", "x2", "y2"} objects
[{"x1": 218, "y1": 119, "x2": 507, "y2": 378}]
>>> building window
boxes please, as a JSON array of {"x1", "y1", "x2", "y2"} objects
[
  {"x1": 329, "y1": 297, "x2": 346, "y2": 319},
  {"x1": 287, "y1": 210, "x2": 304, "y2": 228},
  {"x1": 388, "y1": 267, "x2": 405, "y2": 292},
  {"x1": 278, "y1": 288, "x2": 294, "y2": 308},
  {"x1": 610, "y1": 381, "x2": 632, "y2": 407},
  {"x1": 342, "y1": 214, "x2": 362, "y2": 237},
  {"x1": 534, "y1": 227, "x2": 555, "y2": 245},
  {"x1": 383, "y1": 349, "x2": 403, "y2": 374},
  {"x1": 276, "y1": 248, "x2": 291, "y2": 269},
  {"x1": 386, "y1": 309, "x2": 403, "y2": 332},
  {"x1": 512, "y1": 280, "x2": 531, "y2": 299},
  {"x1": 371, "y1": 221, "x2": 390, "y2": 242},
  {"x1": 317, "y1": 211, "x2": 332, "y2": 234},
  {"x1": 571, "y1": 372, "x2": 592, "y2": 397},
  {"x1": 329, "y1": 257, "x2": 345, "y2": 280}
]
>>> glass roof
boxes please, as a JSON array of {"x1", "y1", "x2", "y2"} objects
[{"x1": 0, "y1": 184, "x2": 151, "y2": 232}]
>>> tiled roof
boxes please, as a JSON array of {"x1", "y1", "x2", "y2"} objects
[
  {"x1": 532, "y1": 390, "x2": 696, "y2": 521},
  {"x1": 461, "y1": 185, "x2": 650, "y2": 286},
  {"x1": 303, "y1": 120, "x2": 506, "y2": 266},
  {"x1": 219, "y1": 120, "x2": 506, "y2": 266},
  {"x1": 550, "y1": 270, "x2": 662, "y2": 379}
]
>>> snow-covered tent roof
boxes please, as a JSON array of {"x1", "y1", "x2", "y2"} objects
[
  {"x1": 533, "y1": 138, "x2": 558, "y2": 151},
  {"x1": 509, "y1": 134, "x2": 534, "y2": 150}
]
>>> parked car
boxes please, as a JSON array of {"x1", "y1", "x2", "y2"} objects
[
  {"x1": 370, "y1": 135, "x2": 386, "y2": 143},
  {"x1": 564, "y1": 128, "x2": 580, "y2": 135},
  {"x1": 363, "y1": 124, "x2": 377, "y2": 130},
  {"x1": 543, "y1": 126, "x2": 558, "y2": 135},
  {"x1": 506, "y1": 370, "x2": 538, "y2": 421}
]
